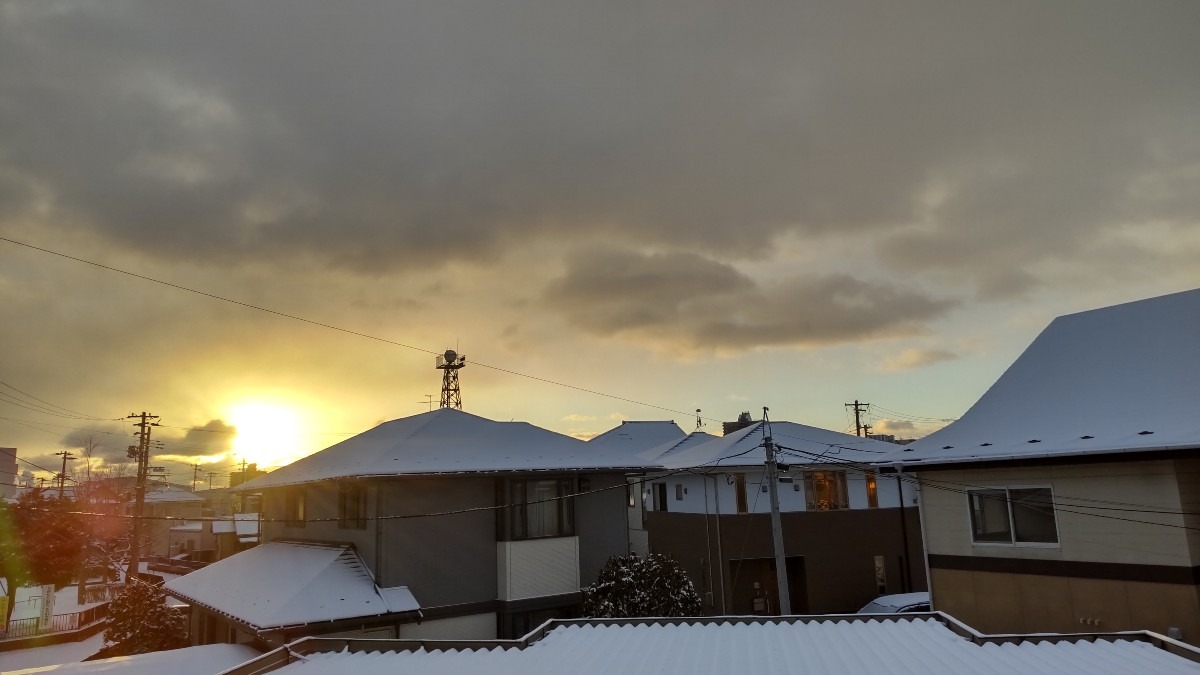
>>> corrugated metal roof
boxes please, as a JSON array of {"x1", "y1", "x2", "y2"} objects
[
  {"x1": 882, "y1": 288, "x2": 1200, "y2": 468},
  {"x1": 258, "y1": 617, "x2": 1200, "y2": 675},
  {"x1": 164, "y1": 541, "x2": 417, "y2": 630}
]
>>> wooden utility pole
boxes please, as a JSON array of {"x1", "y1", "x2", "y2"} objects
[
  {"x1": 191, "y1": 463, "x2": 201, "y2": 492},
  {"x1": 844, "y1": 400, "x2": 870, "y2": 437},
  {"x1": 125, "y1": 411, "x2": 159, "y2": 584},
  {"x1": 762, "y1": 408, "x2": 791, "y2": 614},
  {"x1": 54, "y1": 450, "x2": 76, "y2": 499}
]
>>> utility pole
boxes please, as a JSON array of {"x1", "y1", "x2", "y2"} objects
[
  {"x1": 54, "y1": 451, "x2": 76, "y2": 499},
  {"x1": 845, "y1": 400, "x2": 870, "y2": 437},
  {"x1": 694, "y1": 409, "x2": 704, "y2": 432},
  {"x1": 761, "y1": 407, "x2": 791, "y2": 614},
  {"x1": 125, "y1": 411, "x2": 159, "y2": 584},
  {"x1": 206, "y1": 472, "x2": 216, "y2": 489},
  {"x1": 191, "y1": 463, "x2": 201, "y2": 492}
]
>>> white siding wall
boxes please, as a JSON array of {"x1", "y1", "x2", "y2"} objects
[
  {"x1": 644, "y1": 467, "x2": 913, "y2": 515},
  {"x1": 497, "y1": 537, "x2": 580, "y2": 601}
]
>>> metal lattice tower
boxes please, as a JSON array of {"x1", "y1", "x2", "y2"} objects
[{"x1": 436, "y1": 349, "x2": 466, "y2": 409}]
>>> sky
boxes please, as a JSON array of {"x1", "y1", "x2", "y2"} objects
[{"x1": 1, "y1": 1, "x2": 1198, "y2": 486}]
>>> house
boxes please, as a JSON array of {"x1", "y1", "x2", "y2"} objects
[
  {"x1": 139, "y1": 484, "x2": 205, "y2": 558},
  {"x1": 879, "y1": 289, "x2": 1200, "y2": 641},
  {"x1": 585, "y1": 420, "x2": 688, "y2": 556},
  {"x1": 218, "y1": 613, "x2": 1200, "y2": 675},
  {"x1": 165, "y1": 408, "x2": 648, "y2": 647},
  {"x1": 627, "y1": 418, "x2": 925, "y2": 615}
]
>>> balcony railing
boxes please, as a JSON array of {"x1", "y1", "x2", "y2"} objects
[{"x1": 0, "y1": 603, "x2": 109, "y2": 640}]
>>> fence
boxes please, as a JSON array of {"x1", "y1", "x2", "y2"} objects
[{"x1": 0, "y1": 603, "x2": 109, "y2": 640}]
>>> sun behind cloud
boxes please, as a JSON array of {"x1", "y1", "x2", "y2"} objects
[{"x1": 227, "y1": 401, "x2": 304, "y2": 469}]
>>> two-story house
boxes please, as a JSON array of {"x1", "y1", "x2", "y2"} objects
[
  {"x1": 880, "y1": 288, "x2": 1200, "y2": 641},
  {"x1": 165, "y1": 408, "x2": 646, "y2": 647},
  {"x1": 621, "y1": 418, "x2": 925, "y2": 615}
]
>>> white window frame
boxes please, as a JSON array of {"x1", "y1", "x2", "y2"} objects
[{"x1": 967, "y1": 485, "x2": 1060, "y2": 548}]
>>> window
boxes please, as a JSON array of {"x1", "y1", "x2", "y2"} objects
[
  {"x1": 865, "y1": 471, "x2": 879, "y2": 508},
  {"x1": 969, "y1": 487, "x2": 1058, "y2": 545},
  {"x1": 735, "y1": 474, "x2": 748, "y2": 513},
  {"x1": 284, "y1": 488, "x2": 306, "y2": 527},
  {"x1": 627, "y1": 483, "x2": 635, "y2": 508},
  {"x1": 803, "y1": 471, "x2": 849, "y2": 511},
  {"x1": 497, "y1": 478, "x2": 575, "y2": 540},
  {"x1": 339, "y1": 484, "x2": 367, "y2": 529},
  {"x1": 675, "y1": 484, "x2": 684, "y2": 501}
]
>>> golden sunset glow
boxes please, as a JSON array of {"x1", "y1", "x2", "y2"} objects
[{"x1": 228, "y1": 401, "x2": 305, "y2": 468}]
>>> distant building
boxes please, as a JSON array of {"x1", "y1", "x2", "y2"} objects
[
  {"x1": 0, "y1": 448, "x2": 16, "y2": 500},
  {"x1": 229, "y1": 463, "x2": 267, "y2": 488}
]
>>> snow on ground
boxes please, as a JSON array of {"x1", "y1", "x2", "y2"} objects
[
  {"x1": 0, "y1": 632, "x2": 105, "y2": 672},
  {"x1": 1, "y1": 586, "x2": 105, "y2": 623}
]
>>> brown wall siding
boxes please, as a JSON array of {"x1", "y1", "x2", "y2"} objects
[
  {"x1": 647, "y1": 506, "x2": 926, "y2": 615},
  {"x1": 931, "y1": 567, "x2": 1200, "y2": 641}
]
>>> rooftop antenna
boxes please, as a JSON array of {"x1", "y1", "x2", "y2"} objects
[
  {"x1": 695, "y1": 409, "x2": 704, "y2": 432},
  {"x1": 436, "y1": 349, "x2": 467, "y2": 409},
  {"x1": 419, "y1": 394, "x2": 434, "y2": 412}
]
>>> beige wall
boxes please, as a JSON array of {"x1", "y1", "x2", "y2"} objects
[
  {"x1": 919, "y1": 460, "x2": 1194, "y2": 566},
  {"x1": 398, "y1": 612, "x2": 497, "y2": 640},
  {"x1": 932, "y1": 567, "x2": 1200, "y2": 640}
]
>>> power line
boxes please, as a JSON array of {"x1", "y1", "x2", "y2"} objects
[{"x1": 0, "y1": 236, "x2": 723, "y2": 423}]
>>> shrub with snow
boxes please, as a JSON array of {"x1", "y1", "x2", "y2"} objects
[
  {"x1": 104, "y1": 582, "x2": 188, "y2": 656},
  {"x1": 583, "y1": 553, "x2": 702, "y2": 618}
]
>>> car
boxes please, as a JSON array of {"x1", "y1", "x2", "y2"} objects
[{"x1": 857, "y1": 591, "x2": 931, "y2": 614}]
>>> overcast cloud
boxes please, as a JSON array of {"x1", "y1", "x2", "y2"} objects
[{"x1": 1, "y1": 0, "x2": 1198, "y2": 467}]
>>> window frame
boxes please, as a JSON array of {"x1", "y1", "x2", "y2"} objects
[
  {"x1": 284, "y1": 488, "x2": 306, "y2": 528},
  {"x1": 967, "y1": 485, "x2": 1059, "y2": 547},
  {"x1": 338, "y1": 483, "x2": 368, "y2": 530},
  {"x1": 496, "y1": 477, "x2": 576, "y2": 541},
  {"x1": 803, "y1": 470, "x2": 849, "y2": 511}
]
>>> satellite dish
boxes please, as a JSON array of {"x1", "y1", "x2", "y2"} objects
[{"x1": 444, "y1": 349, "x2": 457, "y2": 362}]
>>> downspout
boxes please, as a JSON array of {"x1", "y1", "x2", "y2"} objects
[
  {"x1": 705, "y1": 473, "x2": 727, "y2": 614},
  {"x1": 915, "y1": 473, "x2": 934, "y2": 600},
  {"x1": 374, "y1": 483, "x2": 384, "y2": 583},
  {"x1": 895, "y1": 468, "x2": 911, "y2": 593}
]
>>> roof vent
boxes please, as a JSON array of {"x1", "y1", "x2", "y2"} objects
[
  {"x1": 1138, "y1": 430, "x2": 1154, "y2": 435},
  {"x1": 1080, "y1": 435, "x2": 1094, "y2": 440},
  {"x1": 903, "y1": 448, "x2": 914, "y2": 452},
  {"x1": 942, "y1": 445, "x2": 953, "y2": 450},
  {"x1": 980, "y1": 442, "x2": 993, "y2": 447},
  {"x1": 1027, "y1": 439, "x2": 1041, "y2": 444}
]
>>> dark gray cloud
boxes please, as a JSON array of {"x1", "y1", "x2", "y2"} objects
[
  {"x1": 167, "y1": 419, "x2": 236, "y2": 458},
  {"x1": 545, "y1": 247, "x2": 955, "y2": 351},
  {"x1": 0, "y1": 0, "x2": 1196, "y2": 296}
]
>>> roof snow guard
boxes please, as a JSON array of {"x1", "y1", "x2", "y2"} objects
[
  {"x1": 238, "y1": 408, "x2": 655, "y2": 490},
  {"x1": 223, "y1": 614, "x2": 1200, "y2": 675},
  {"x1": 881, "y1": 288, "x2": 1200, "y2": 469},
  {"x1": 164, "y1": 541, "x2": 419, "y2": 632}
]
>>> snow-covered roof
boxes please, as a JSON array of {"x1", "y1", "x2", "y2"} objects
[
  {"x1": 659, "y1": 421, "x2": 898, "y2": 470},
  {"x1": 5, "y1": 643, "x2": 261, "y2": 675},
  {"x1": 882, "y1": 288, "x2": 1200, "y2": 469},
  {"x1": 253, "y1": 616, "x2": 1200, "y2": 675},
  {"x1": 163, "y1": 541, "x2": 419, "y2": 631},
  {"x1": 143, "y1": 484, "x2": 204, "y2": 503},
  {"x1": 586, "y1": 421, "x2": 686, "y2": 454},
  {"x1": 637, "y1": 431, "x2": 718, "y2": 463},
  {"x1": 240, "y1": 408, "x2": 652, "y2": 490},
  {"x1": 169, "y1": 521, "x2": 203, "y2": 532}
]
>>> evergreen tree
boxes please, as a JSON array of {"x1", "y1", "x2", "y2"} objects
[
  {"x1": 583, "y1": 553, "x2": 702, "y2": 618},
  {"x1": 0, "y1": 489, "x2": 88, "y2": 622},
  {"x1": 104, "y1": 582, "x2": 188, "y2": 655}
]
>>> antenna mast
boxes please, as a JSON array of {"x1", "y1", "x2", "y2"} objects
[{"x1": 436, "y1": 349, "x2": 467, "y2": 409}]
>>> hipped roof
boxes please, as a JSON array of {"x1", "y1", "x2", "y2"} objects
[
  {"x1": 882, "y1": 288, "x2": 1200, "y2": 469},
  {"x1": 241, "y1": 408, "x2": 651, "y2": 490}
]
